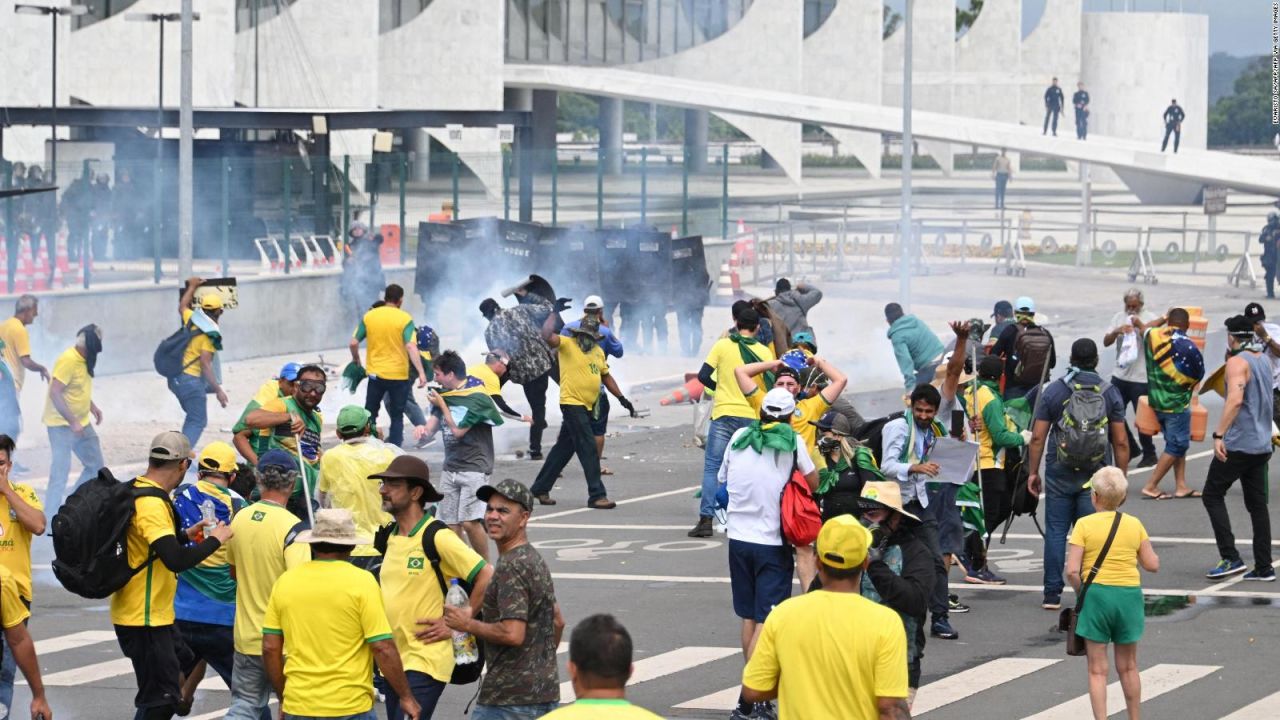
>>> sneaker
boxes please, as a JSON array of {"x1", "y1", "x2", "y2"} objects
[
  {"x1": 930, "y1": 617, "x2": 959, "y2": 640},
  {"x1": 966, "y1": 567, "x2": 1007, "y2": 585},
  {"x1": 948, "y1": 594, "x2": 971, "y2": 614},
  {"x1": 1136, "y1": 454, "x2": 1158, "y2": 469},
  {"x1": 1042, "y1": 593, "x2": 1061, "y2": 610},
  {"x1": 729, "y1": 708, "x2": 752, "y2": 720},
  {"x1": 1243, "y1": 567, "x2": 1277, "y2": 582},
  {"x1": 688, "y1": 516, "x2": 714, "y2": 538},
  {"x1": 752, "y1": 701, "x2": 778, "y2": 720},
  {"x1": 1205, "y1": 559, "x2": 1247, "y2": 580}
]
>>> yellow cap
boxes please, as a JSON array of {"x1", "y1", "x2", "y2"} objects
[
  {"x1": 197, "y1": 441, "x2": 238, "y2": 473},
  {"x1": 199, "y1": 293, "x2": 224, "y2": 311},
  {"x1": 816, "y1": 515, "x2": 873, "y2": 570}
]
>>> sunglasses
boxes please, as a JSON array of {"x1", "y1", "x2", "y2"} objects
[{"x1": 297, "y1": 380, "x2": 327, "y2": 394}]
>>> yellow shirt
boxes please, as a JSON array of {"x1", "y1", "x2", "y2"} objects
[
  {"x1": 250, "y1": 379, "x2": 281, "y2": 406},
  {"x1": 380, "y1": 517, "x2": 486, "y2": 682},
  {"x1": 743, "y1": 591, "x2": 908, "y2": 720},
  {"x1": 226, "y1": 500, "x2": 310, "y2": 655},
  {"x1": 356, "y1": 305, "x2": 415, "y2": 380},
  {"x1": 0, "y1": 483, "x2": 43, "y2": 602},
  {"x1": 468, "y1": 363, "x2": 503, "y2": 395},
  {"x1": 110, "y1": 478, "x2": 179, "y2": 627},
  {"x1": 542, "y1": 700, "x2": 664, "y2": 719},
  {"x1": 263, "y1": 560, "x2": 394, "y2": 717},
  {"x1": 558, "y1": 339, "x2": 608, "y2": 408},
  {"x1": 744, "y1": 388, "x2": 828, "y2": 454},
  {"x1": 318, "y1": 439, "x2": 397, "y2": 558},
  {"x1": 706, "y1": 337, "x2": 775, "y2": 420},
  {"x1": 42, "y1": 347, "x2": 93, "y2": 427},
  {"x1": 1068, "y1": 511, "x2": 1149, "y2": 587},
  {"x1": 0, "y1": 317, "x2": 31, "y2": 390},
  {"x1": 0, "y1": 565, "x2": 29, "y2": 629},
  {"x1": 180, "y1": 309, "x2": 216, "y2": 378}
]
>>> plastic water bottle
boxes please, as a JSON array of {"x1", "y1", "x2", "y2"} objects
[
  {"x1": 200, "y1": 499, "x2": 218, "y2": 538},
  {"x1": 446, "y1": 579, "x2": 480, "y2": 664}
]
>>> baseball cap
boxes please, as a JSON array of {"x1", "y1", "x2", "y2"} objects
[
  {"x1": 977, "y1": 355, "x2": 1005, "y2": 380},
  {"x1": 762, "y1": 387, "x2": 797, "y2": 417},
  {"x1": 1244, "y1": 302, "x2": 1266, "y2": 323},
  {"x1": 149, "y1": 431, "x2": 192, "y2": 462},
  {"x1": 791, "y1": 331, "x2": 817, "y2": 351},
  {"x1": 197, "y1": 441, "x2": 238, "y2": 474},
  {"x1": 584, "y1": 295, "x2": 604, "y2": 311},
  {"x1": 810, "y1": 410, "x2": 854, "y2": 436},
  {"x1": 276, "y1": 362, "x2": 301, "y2": 381},
  {"x1": 992, "y1": 300, "x2": 1013, "y2": 318},
  {"x1": 257, "y1": 449, "x2": 296, "y2": 472},
  {"x1": 816, "y1": 515, "x2": 873, "y2": 570},
  {"x1": 1014, "y1": 296, "x2": 1035, "y2": 314},
  {"x1": 369, "y1": 456, "x2": 444, "y2": 502},
  {"x1": 477, "y1": 478, "x2": 535, "y2": 512},
  {"x1": 336, "y1": 405, "x2": 373, "y2": 435},
  {"x1": 199, "y1": 293, "x2": 224, "y2": 311}
]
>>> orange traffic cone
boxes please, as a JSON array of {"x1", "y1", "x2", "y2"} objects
[{"x1": 659, "y1": 374, "x2": 705, "y2": 406}]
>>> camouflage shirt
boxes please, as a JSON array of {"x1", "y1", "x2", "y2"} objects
[
  {"x1": 478, "y1": 543, "x2": 560, "y2": 706},
  {"x1": 485, "y1": 300, "x2": 553, "y2": 385}
]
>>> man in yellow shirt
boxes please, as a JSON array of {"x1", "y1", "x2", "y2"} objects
[
  {"x1": 170, "y1": 277, "x2": 230, "y2": 447},
  {"x1": 372, "y1": 455, "x2": 493, "y2": 719},
  {"x1": 224, "y1": 450, "x2": 310, "y2": 720},
  {"x1": 529, "y1": 315, "x2": 635, "y2": 509},
  {"x1": 318, "y1": 406, "x2": 399, "y2": 573},
  {"x1": 0, "y1": 434, "x2": 46, "y2": 716},
  {"x1": 42, "y1": 323, "x2": 105, "y2": 514},
  {"x1": 0, "y1": 295, "x2": 50, "y2": 446},
  {"x1": 543, "y1": 614, "x2": 662, "y2": 719},
  {"x1": 232, "y1": 362, "x2": 299, "y2": 465},
  {"x1": 469, "y1": 350, "x2": 531, "y2": 423},
  {"x1": 742, "y1": 516, "x2": 910, "y2": 720},
  {"x1": 112, "y1": 431, "x2": 233, "y2": 720},
  {"x1": 690, "y1": 305, "x2": 775, "y2": 537},
  {"x1": 262, "y1": 508, "x2": 419, "y2": 720},
  {"x1": 349, "y1": 284, "x2": 427, "y2": 447},
  {"x1": 0, "y1": 563, "x2": 51, "y2": 720}
]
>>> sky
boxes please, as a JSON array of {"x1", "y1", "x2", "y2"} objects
[{"x1": 885, "y1": 0, "x2": 1276, "y2": 57}]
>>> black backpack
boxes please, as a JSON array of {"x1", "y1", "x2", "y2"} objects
[
  {"x1": 854, "y1": 411, "x2": 906, "y2": 466},
  {"x1": 374, "y1": 519, "x2": 484, "y2": 685},
  {"x1": 154, "y1": 319, "x2": 200, "y2": 379},
  {"x1": 51, "y1": 469, "x2": 178, "y2": 599},
  {"x1": 1012, "y1": 325, "x2": 1054, "y2": 387}
]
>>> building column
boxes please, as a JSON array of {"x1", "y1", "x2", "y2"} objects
[
  {"x1": 406, "y1": 128, "x2": 432, "y2": 184},
  {"x1": 684, "y1": 108, "x2": 707, "y2": 173},
  {"x1": 531, "y1": 89, "x2": 558, "y2": 174},
  {"x1": 599, "y1": 96, "x2": 623, "y2": 176}
]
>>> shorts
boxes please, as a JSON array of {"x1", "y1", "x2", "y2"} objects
[
  {"x1": 438, "y1": 470, "x2": 489, "y2": 524},
  {"x1": 1155, "y1": 410, "x2": 1191, "y2": 458},
  {"x1": 1075, "y1": 584, "x2": 1145, "y2": 645},
  {"x1": 590, "y1": 394, "x2": 610, "y2": 437},
  {"x1": 728, "y1": 539, "x2": 794, "y2": 623},
  {"x1": 927, "y1": 483, "x2": 963, "y2": 555},
  {"x1": 115, "y1": 624, "x2": 195, "y2": 712}
]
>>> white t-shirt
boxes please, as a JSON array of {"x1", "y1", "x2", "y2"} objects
[
  {"x1": 1109, "y1": 310, "x2": 1158, "y2": 383},
  {"x1": 720, "y1": 427, "x2": 817, "y2": 546},
  {"x1": 1257, "y1": 322, "x2": 1280, "y2": 388}
]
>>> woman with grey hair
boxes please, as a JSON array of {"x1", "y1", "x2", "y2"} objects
[{"x1": 1065, "y1": 467, "x2": 1160, "y2": 720}]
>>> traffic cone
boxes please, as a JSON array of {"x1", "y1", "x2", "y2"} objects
[
  {"x1": 659, "y1": 374, "x2": 705, "y2": 406},
  {"x1": 670, "y1": 225, "x2": 678, "y2": 239},
  {"x1": 55, "y1": 234, "x2": 70, "y2": 275},
  {"x1": 737, "y1": 219, "x2": 746, "y2": 235},
  {"x1": 713, "y1": 259, "x2": 737, "y2": 306}
]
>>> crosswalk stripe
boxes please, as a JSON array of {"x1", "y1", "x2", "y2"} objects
[
  {"x1": 33, "y1": 630, "x2": 117, "y2": 655},
  {"x1": 1021, "y1": 664, "x2": 1220, "y2": 719},
  {"x1": 561, "y1": 646, "x2": 739, "y2": 704},
  {"x1": 1219, "y1": 691, "x2": 1280, "y2": 720},
  {"x1": 42, "y1": 658, "x2": 134, "y2": 686},
  {"x1": 674, "y1": 686, "x2": 741, "y2": 711},
  {"x1": 914, "y1": 658, "x2": 1062, "y2": 715}
]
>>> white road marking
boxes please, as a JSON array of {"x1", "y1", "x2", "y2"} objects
[
  {"x1": 673, "y1": 685, "x2": 742, "y2": 711},
  {"x1": 34, "y1": 630, "x2": 117, "y2": 655},
  {"x1": 187, "y1": 700, "x2": 277, "y2": 720},
  {"x1": 530, "y1": 485, "x2": 699, "y2": 521},
  {"x1": 1219, "y1": 690, "x2": 1280, "y2": 719},
  {"x1": 41, "y1": 658, "x2": 134, "y2": 686},
  {"x1": 1127, "y1": 450, "x2": 1214, "y2": 475},
  {"x1": 1021, "y1": 664, "x2": 1220, "y2": 719},
  {"x1": 196, "y1": 673, "x2": 229, "y2": 691},
  {"x1": 914, "y1": 658, "x2": 1062, "y2": 715},
  {"x1": 560, "y1": 646, "x2": 739, "y2": 703}
]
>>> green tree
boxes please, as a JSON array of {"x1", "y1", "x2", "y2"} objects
[
  {"x1": 956, "y1": 0, "x2": 984, "y2": 35},
  {"x1": 1208, "y1": 56, "x2": 1276, "y2": 148}
]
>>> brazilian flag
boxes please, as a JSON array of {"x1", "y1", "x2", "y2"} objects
[
  {"x1": 957, "y1": 480, "x2": 986, "y2": 536},
  {"x1": 441, "y1": 376, "x2": 505, "y2": 428}
]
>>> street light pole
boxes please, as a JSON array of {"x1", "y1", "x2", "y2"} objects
[
  {"x1": 899, "y1": 0, "x2": 913, "y2": 309},
  {"x1": 178, "y1": 0, "x2": 194, "y2": 278},
  {"x1": 14, "y1": 3, "x2": 88, "y2": 185}
]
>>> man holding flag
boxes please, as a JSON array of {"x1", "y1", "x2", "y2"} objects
[{"x1": 415, "y1": 350, "x2": 504, "y2": 562}]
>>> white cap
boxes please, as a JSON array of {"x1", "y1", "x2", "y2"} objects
[
  {"x1": 584, "y1": 295, "x2": 604, "y2": 311},
  {"x1": 762, "y1": 387, "x2": 796, "y2": 417}
]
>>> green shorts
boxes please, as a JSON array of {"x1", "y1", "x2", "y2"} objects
[{"x1": 1076, "y1": 584, "x2": 1145, "y2": 645}]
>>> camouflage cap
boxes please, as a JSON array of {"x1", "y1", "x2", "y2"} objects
[{"x1": 477, "y1": 478, "x2": 535, "y2": 512}]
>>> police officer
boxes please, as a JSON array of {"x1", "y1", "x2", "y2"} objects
[
  {"x1": 1260, "y1": 210, "x2": 1280, "y2": 299},
  {"x1": 1072, "y1": 83, "x2": 1090, "y2": 140},
  {"x1": 1043, "y1": 78, "x2": 1064, "y2": 136},
  {"x1": 1162, "y1": 99, "x2": 1186, "y2": 153}
]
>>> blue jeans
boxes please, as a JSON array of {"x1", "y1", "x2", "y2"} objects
[
  {"x1": 1043, "y1": 465, "x2": 1096, "y2": 596},
  {"x1": 284, "y1": 711, "x2": 376, "y2": 720},
  {"x1": 471, "y1": 703, "x2": 559, "y2": 720},
  {"x1": 699, "y1": 415, "x2": 754, "y2": 517},
  {"x1": 366, "y1": 377, "x2": 411, "y2": 447},
  {"x1": 46, "y1": 424, "x2": 104, "y2": 515},
  {"x1": 376, "y1": 670, "x2": 446, "y2": 720},
  {"x1": 168, "y1": 373, "x2": 208, "y2": 447},
  {"x1": 225, "y1": 652, "x2": 274, "y2": 720}
]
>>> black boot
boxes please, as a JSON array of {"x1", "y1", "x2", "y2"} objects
[{"x1": 688, "y1": 516, "x2": 713, "y2": 538}]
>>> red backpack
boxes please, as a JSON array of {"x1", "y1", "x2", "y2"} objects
[{"x1": 781, "y1": 454, "x2": 822, "y2": 546}]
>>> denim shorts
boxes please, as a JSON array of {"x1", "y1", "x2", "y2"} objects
[
  {"x1": 728, "y1": 539, "x2": 794, "y2": 622},
  {"x1": 1156, "y1": 410, "x2": 1191, "y2": 458}
]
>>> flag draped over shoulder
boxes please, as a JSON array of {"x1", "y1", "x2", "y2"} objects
[{"x1": 441, "y1": 376, "x2": 505, "y2": 428}]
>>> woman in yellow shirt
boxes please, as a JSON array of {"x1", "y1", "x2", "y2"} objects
[{"x1": 1066, "y1": 467, "x2": 1160, "y2": 720}]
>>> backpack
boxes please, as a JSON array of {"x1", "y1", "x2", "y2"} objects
[
  {"x1": 854, "y1": 411, "x2": 906, "y2": 466},
  {"x1": 373, "y1": 519, "x2": 484, "y2": 685},
  {"x1": 153, "y1": 320, "x2": 200, "y2": 379},
  {"x1": 1012, "y1": 325, "x2": 1054, "y2": 387},
  {"x1": 1055, "y1": 380, "x2": 1111, "y2": 471},
  {"x1": 51, "y1": 469, "x2": 178, "y2": 599},
  {"x1": 781, "y1": 464, "x2": 822, "y2": 547}
]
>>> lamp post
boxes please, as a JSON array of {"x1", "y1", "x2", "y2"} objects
[
  {"x1": 899, "y1": 0, "x2": 913, "y2": 309},
  {"x1": 13, "y1": 3, "x2": 88, "y2": 186}
]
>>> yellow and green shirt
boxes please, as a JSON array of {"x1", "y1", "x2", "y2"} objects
[
  {"x1": 225, "y1": 500, "x2": 310, "y2": 655},
  {"x1": 42, "y1": 347, "x2": 93, "y2": 427},
  {"x1": 558, "y1": 340, "x2": 608, "y2": 408},
  {"x1": 0, "y1": 483, "x2": 42, "y2": 602},
  {"x1": 0, "y1": 317, "x2": 31, "y2": 390},
  {"x1": 355, "y1": 305, "x2": 415, "y2": 381},
  {"x1": 110, "y1": 478, "x2": 178, "y2": 627}
]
